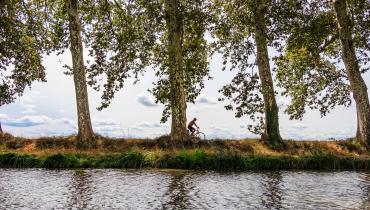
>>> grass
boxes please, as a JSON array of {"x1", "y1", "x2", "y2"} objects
[
  {"x1": 0, "y1": 151, "x2": 369, "y2": 170},
  {"x1": 0, "y1": 132, "x2": 369, "y2": 170}
]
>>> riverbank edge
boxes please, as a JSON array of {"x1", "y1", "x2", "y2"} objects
[{"x1": 1, "y1": 151, "x2": 370, "y2": 170}]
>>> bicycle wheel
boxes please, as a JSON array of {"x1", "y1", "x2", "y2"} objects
[{"x1": 195, "y1": 132, "x2": 206, "y2": 140}]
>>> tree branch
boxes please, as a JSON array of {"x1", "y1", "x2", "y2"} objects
[
  {"x1": 319, "y1": 33, "x2": 339, "y2": 52},
  {"x1": 113, "y1": 0, "x2": 125, "y2": 14}
]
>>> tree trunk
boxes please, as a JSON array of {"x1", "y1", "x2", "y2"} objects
[
  {"x1": 356, "y1": 108, "x2": 361, "y2": 138},
  {"x1": 164, "y1": 0, "x2": 188, "y2": 141},
  {"x1": 333, "y1": 0, "x2": 370, "y2": 145},
  {"x1": 253, "y1": 0, "x2": 282, "y2": 145},
  {"x1": 65, "y1": 0, "x2": 95, "y2": 148},
  {"x1": 0, "y1": 122, "x2": 3, "y2": 134}
]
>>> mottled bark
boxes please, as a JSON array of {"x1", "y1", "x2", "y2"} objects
[
  {"x1": 65, "y1": 0, "x2": 95, "y2": 148},
  {"x1": 333, "y1": 0, "x2": 370, "y2": 145},
  {"x1": 0, "y1": 122, "x2": 3, "y2": 134},
  {"x1": 356, "y1": 108, "x2": 361, "y2": 138},
  {"x1": 254, "y1": 0, "x2": 282, "y2": 144},
  {"x1": 164, "y1": 0, "x2": 188, "y2": 141}
]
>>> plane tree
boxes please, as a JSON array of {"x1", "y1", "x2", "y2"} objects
[
  {"x1": 211, "y1": 0, "x2": 300, "y2": 145},
  {"x1": 35, "y1": 0, "x2": 96, "y2": 148},
  {"x1": 275, "y1": 0, "x2": 370, "y2": 145},
  {"x1": 85, "y1": 0, "x2": 211, "y2": 141}
]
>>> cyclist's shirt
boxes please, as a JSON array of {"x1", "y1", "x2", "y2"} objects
[{"x1": 188, "y1": 119, "x2": 197, "y2": 128}]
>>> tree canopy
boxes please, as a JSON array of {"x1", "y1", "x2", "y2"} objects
[
  {"x1": 1, "y1": 0, "x2": 370, "y2": 145},
  {"x1": 0, "y1": 0, "x2": 52, "y2": 106},
  {"x1": 85, "y1": 0, "x2": 211, "y2": 122}
]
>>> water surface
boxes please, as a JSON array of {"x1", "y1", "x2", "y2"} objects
[{"x1": 0, "y1": 169, "x2": 369, "y2": 209}]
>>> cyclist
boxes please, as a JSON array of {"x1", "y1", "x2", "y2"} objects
[{"x1": 187, "y1": 117, "x2": 199, "y2": 136}]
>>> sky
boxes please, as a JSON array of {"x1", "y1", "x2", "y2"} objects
[{"x1": 0, "y1": 49, "x2": 369, "y2": 140}]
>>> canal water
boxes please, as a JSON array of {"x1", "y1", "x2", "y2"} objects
[{"x1": 0, "y1": 169, "x2": 369, "y2": 209}]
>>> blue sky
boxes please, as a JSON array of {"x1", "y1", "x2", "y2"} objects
[{"x1": 0, "y1": 49, "x2": 368, "y2": 140}]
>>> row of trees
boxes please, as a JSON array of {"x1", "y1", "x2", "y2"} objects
[{"x1": 1, "y1": 0, "x2": 369, "y2": 148}]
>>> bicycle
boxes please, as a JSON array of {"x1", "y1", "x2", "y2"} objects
[{"x1": 189, "y1": 127, "x2": 206, "y2": 141}]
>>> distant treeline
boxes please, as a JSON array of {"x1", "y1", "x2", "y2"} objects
[{"x1": 1, "y1": 0, "x2": 369, "y2": 148}]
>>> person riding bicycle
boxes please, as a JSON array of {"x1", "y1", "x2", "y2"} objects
[{"x1": 187, "y1": 117, "x2": 199, "y2": 136}]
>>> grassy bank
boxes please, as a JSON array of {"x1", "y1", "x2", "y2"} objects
[
  {"x1": 0, "y1": 133, "x2": 369, "y2": 170},
  {"x1": 1, "y1": 151, "x2": 370, "y2": 170}
]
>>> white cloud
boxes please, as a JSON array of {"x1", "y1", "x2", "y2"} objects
[
  {"x1": 96, "y1": 126, "x2": 121, "y2": 132},
  {"x1": 291, "y1": 123, "x2": 308, "y2": 130},
  {"x1": 18, "y1": 91, "x2": 44, "y2": 114},
  {"x1": 0, "y1": 114, "x2": 8, "y2": 120},
  {"x1": 21, "y1": 104, "x2": 37, "y2": 114},
  {"x1": 131, "y1": 127, "x2": 145, "y2": 131},
  {"x1": 18, "y1": 96, "x2": 33, "y2": 104},
  {"x1": 54, "y1": 118, "x2": 76, "y2": 126},
  {"x1": 23, "y1": 129, "x2": 77, "y2": 137},
  {"x1": 281, "y1": 127, "x2": 355, "y2": 140},
  {"x1": 281, "y1": 129, "x2": 306, "y2": 140},
  {"x1": 195, "y1": 95, "x2": 218, "y2": 105},
  {"x1": 93, "y1": 119, "x2": 117, "y2": 126},
  {"x1": 1, "y1": 115, "x2": 76, "y2": 129},
  {"x1": 316, "y1": 129, "x2": 354, "y2": 140},
  {"x1": 137, "y1": 93, "x2": 158, "y2": 107},
  {"x1": 136, "y1": 121, "x2": 167, "y2": 129},
  {"x1": 91, "y1": 119, "x2": 124, "y2": 136},
  {"x1": 3, "y1": 115, "x2": 52, "y2": 127},
  {"x1": 207, "y1": 126, "x2": 233, "y2": 139}
]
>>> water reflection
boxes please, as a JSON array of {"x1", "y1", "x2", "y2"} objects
[
  {"x1": 67, "y1": 170, "x2": 92, "y2": 209},
  {"x1": 261, "y1": 172, "x2": 283, "y2": 209},
  {"x1": 162, "y1": 170, "x2": 191, "y2": 209},
  {"x1": 0, "y1": 169, "x2": 369, "y2": 209},
  {"x1": 360, "y1": 172, "x2": 370, "y2": 209}
]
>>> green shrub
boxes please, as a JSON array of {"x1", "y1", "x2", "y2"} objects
[
  {"x1": 114, "y1": 152, "x2": 147, "y2": 168},
  {"x1": 79, "y1": 156, "x2": 98, "y2": 168},
  {"x1": 0, "y1": 153, "x2": 40, "y2": 168},
  {"x1": 43, "y1": 154, "x2": 80, "y2": 168},
  {"x1": 90, "y1": 152, "x2": 147, "y2": 168},
  {"x1": 0, "y1": 151, "x2": 369, "y2": 170}
]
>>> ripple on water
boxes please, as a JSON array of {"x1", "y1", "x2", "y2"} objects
[{"x1": 0, "y1": 169, "x2": 369, "y2": 210}]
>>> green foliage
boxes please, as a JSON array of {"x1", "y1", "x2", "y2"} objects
[
  {"x1": 149, "y1": 0, "x2": 211, "y2": 122},
  {"x1": 0, "y1": 153, "x2": 40, "y2": 168},
  {"x1": 348, "y1": 0, "x2": 370, "y2": 73},
  {"x1": 211, "y1": 0, "x2": 302, "y2": 134},
  {"x1": 84, "y1": 0, "x2": 156, "y2": 110},
  {"x1": 212, "y1": 0, "x2": 263, "y2": 134},
  {"x1": 43, "y1": 154, "x2": 80, "y2": 168},
  {"x1": 107, "y1": 152, "x2": 147, "y2": 168},
  {"x1": 275, "y1": 0, "x2": 370, "y2": 120},
  {"x1": 0, "y1": 0, "x2": 53, "y2": 105},
  {"x1": 40, "y1": 152, "x2": 148, "y2": 169},
  {"x1": 0, "y1": 151, "x2": 370, "y2": 170},
  {"x1": 275, "y1": 48, "x2": 351, "y2": 119},
  {"x1": 84, "y1": 0, "x2": 211, "y2": 122}
]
